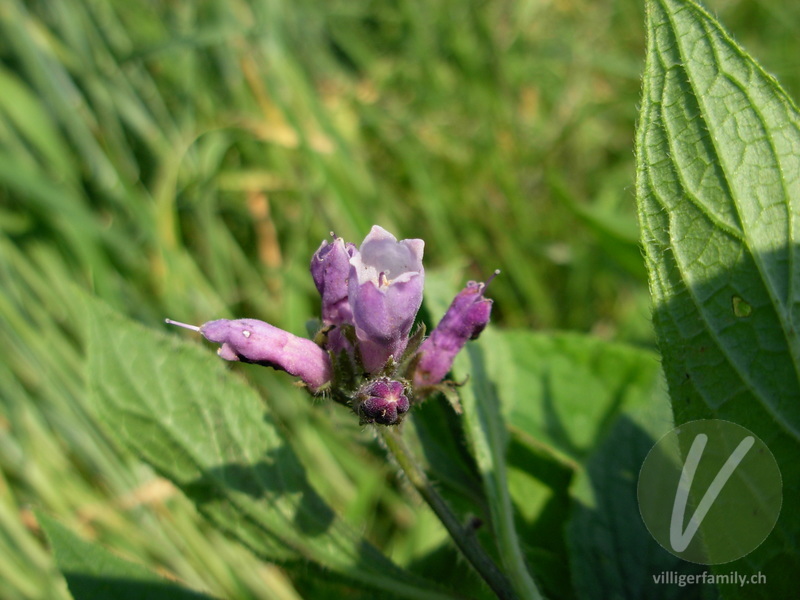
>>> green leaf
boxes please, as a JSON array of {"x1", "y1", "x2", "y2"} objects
[
  {"x1": 637, "y1": 0, "x2": 800, "y2": 594},
  {"x1": 409, "y1": 394, "x2": 486, "y2": 519},
  {"x1": 567, "y1": 390, "x2": 706, "y2": 600},
  {"x1": 482, "y1": 329, "x2": 667, "y2": 462},
  {"x1": 455, "y1": 337, "x2": 544, "y2": 600},
  {"x1": 38, "y1": 513, "x2": 215, "y2": 600},
  {"x1": 425, "y1": 274, "x2": 676, "y2": 599},
  {"x1": 83, "y1": 295, "x2": 458, "y2": 600},
  {"x1": 474, "y1": 329, "x2": 675, "y2": 598}
]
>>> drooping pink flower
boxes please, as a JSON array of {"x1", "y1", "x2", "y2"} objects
[{"x1": 166, "y1": 318, "x2": 332, "y2": 392}]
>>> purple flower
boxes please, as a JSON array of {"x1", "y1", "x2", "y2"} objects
[
  {"x1": 412, "y1": 275, "x2": 495, "y2": 389},
  {"x1": 348, "y1": 226, "x2": 425, "y2": 373},
  {"x1": 168, "y1": 225, "x2": 495, "y2": 426},
  {"x1": 310, "y1": 235, "x2": 357, "y2": 326},
  {"x1": 356, "y1": 378, "x2": 410, "y2": 425},
  {"x1": 166, "y1": 318, "x2": 332, "y2": 392}
]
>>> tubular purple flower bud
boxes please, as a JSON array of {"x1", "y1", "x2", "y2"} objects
[
  {"x1": 348, "y1": 225, "x2": 425, "y2": 373},
  {"x1": 310, "y1": 234, "x2": 357, "y2": 326},
  {"x1": 355, "y1": 377, "x2": 410, "y2": 425},
  {"x1": 166, "y1": 318, "x2": 332, "y2": 392},
  {"x1": 412, "y1": 274, "x2": 496, "y2": 389}
]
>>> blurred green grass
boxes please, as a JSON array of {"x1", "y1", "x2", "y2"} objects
[{"x1": 1, "y1": 0, "x2": 799, "y2": 598}]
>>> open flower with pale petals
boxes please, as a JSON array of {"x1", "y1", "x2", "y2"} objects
[{"x1": 348, "y1": 225, "x2": 425, "y2": 374}]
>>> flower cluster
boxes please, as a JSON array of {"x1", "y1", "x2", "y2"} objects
[{"x1": 167, "y1": 226, "x2": 494, "y2": 425}]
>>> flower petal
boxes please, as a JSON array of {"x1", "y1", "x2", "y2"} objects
[{"x1": 201, "y1": 318, "x2": 332, "y2": 391}]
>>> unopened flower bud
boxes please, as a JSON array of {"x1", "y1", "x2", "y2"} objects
[
  {"x1": 348, "y1": 225, "x2": 424, "y2": 373},
  {"x1": 166, "y1": 318, "x2": 332, "y2": 392},
  {"x1": 412, "y1": 273, "x2": 496, "y2": 389},
  {"x1": 355, "y1": 377, "x2": 410, "y2": 425},
  {"x1": 310, "y1": 234, "x2": 357, "y2": 326}
]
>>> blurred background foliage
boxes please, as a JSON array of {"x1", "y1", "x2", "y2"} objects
[{"x1": 1, "y1": 0, "x2": 799, "y2": 598}]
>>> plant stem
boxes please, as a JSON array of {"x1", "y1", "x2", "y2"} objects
[{"x1": 379, "y1": 426, "x2": 519, "y2": 600}]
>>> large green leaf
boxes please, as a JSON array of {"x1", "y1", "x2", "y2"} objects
[
  {"x1": 637, "y1": 0, "x2": 800, "y2": 594},
  {"x1": 83, "y1": 295, "x2": 458, "y2": 600},
  {"x1": 38, "y1": 513, "x2": 215, "y2": 600},
  {"x1": 425, "y1": 270, "x2": 679, "y2": 598},
  {"x1": 567, "y1": 392, "x2": 706, "y2": 599},
  {"x1": 480, "y1": 329, "x2": 667, "y2": 463},
  {"x1": 453, "y1": 328, "x2": 670, "y2": 599},
  {"x1": 470, "y1": 329, "x2": 689, "y2": 598}
]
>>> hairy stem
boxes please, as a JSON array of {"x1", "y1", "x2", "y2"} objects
[{"x1": 379, "y1": 426, "x2": 519, "y2": 600}]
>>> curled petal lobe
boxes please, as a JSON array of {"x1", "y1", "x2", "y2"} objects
[{"x1": 353, "y1": 225, "x2": 424, "y2": 288}]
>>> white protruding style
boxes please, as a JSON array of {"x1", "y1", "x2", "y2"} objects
[{"x1": 165, "y1": 318, "x2": 201, "y2": 332}]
